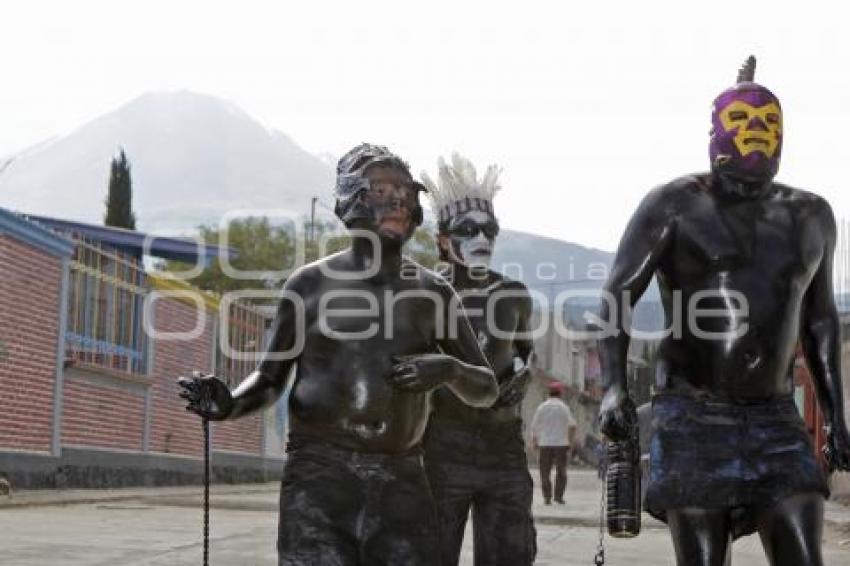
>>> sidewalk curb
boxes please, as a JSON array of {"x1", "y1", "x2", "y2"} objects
[{"x1": 0, "y1": 484, "x2": 278, "y2": 510}]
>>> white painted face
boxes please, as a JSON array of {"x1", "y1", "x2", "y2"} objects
[{"x1": 445, "y1": 210, "x2": 499, "y2": 269}]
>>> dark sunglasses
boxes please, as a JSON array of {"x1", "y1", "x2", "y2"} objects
[{"x1": 450, "y1": 221, "x2": 500, "y2": 239}]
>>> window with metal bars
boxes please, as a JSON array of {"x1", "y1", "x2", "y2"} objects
[
  {"x1": 213, "y1": 300, "x2": 266, "y2": 388},
  {"x1": 65, "y1": 238, "x2": 149, "y2": 375}
]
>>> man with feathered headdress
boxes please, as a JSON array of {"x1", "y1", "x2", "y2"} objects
[
  {"x1": 599, "y1": 57, "x2": 850, "y2": 565},
  {"x1": 421, "y1": 153, "x2": 537, "y2": 566}
]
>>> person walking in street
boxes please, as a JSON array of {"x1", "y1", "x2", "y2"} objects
[{"x1": 530, "y1": 381, "x2": 577, "y2": 505}]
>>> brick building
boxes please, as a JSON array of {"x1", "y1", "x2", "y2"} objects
[{"x1": 0, "y1": 208, "x2": 286, "y2": 488}]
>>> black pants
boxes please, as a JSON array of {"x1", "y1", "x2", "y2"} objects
[
  {"x1": 277, "y1": 439, "x2": 440, "y2": 566},
  {"x1": 423, "y1": 419, "x2": 536, "y2": 566},
  {"x1": 538, "y1": 445, "x2": 569, "y2": 502}
]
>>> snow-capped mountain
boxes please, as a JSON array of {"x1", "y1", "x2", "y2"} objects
[
  {"x1": 0, "y1": 90, "x2": 629, "y2": 301},
  {"x1": 0, "y1": 91, "x2": 334, "y2": 233}
]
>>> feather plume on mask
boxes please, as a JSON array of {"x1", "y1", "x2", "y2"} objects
[{"x1": 421, "y1": 152, "x2": 502, "y2": 225}]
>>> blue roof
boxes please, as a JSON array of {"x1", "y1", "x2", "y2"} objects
[
  {"x1": 24, "y1": 214, "x2": 237, "y2": 263},
  {"x1": 0, "y1": 208, "x2": 74, "y2": 258}
]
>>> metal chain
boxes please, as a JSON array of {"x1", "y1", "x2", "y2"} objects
[
  {"x1": 203, "y1": 417, "x2": 210, "y2": 566},
  {"x1": 196, "y1": 370, "x2": 211, "y2": 566},
  {"x1": 594, "y1": 467, "x2": 606, "y2": 565}
]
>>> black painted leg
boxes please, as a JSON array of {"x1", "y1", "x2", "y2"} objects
[
  {"x1": 667, "y1": 507, "x2": 731, "y2": 566},
  {"x1": 756, "y1": 493, "x2": 824, "y2": 566}
]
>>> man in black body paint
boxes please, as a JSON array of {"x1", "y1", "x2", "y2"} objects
[
  {"x1": 599, "y1": 57, "x2": 850, "y2": 565},
  {"x1": 179, "y1": 143, "x2": 497, "y2": 566},
  {"x1": 420, "y1": 154, "x2": 537, "y2": 566}
]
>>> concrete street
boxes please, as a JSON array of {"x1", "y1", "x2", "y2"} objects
[{"x1": 1, "y1": 469, "x2": 849, "y2": 565}]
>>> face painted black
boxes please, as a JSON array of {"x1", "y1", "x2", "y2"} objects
[
  {"x1": 356, "y1": 165, "x2": 423, "y2": 243},
  {"x1": 333, "y1": 143, "x2": 424, "y2": 230}
]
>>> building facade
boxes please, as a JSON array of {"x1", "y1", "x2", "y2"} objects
[{"x1": 0, "y1": 209, "x2": 285, "y2": 488}]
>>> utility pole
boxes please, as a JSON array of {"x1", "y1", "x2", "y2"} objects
[{"x1": 310, "y1": 197, "x2": 318, "y2": 242}]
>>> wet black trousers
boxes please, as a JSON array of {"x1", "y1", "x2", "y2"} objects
[
  {"x1": 423, "y1": 419, "x2": 537, "y2": 566},
  {"x1": 277, "y1": 440, "x2": 440, "y2": 566},
  {"x1": 538, "y1": 445, "x2": 569, "y2": 502}
]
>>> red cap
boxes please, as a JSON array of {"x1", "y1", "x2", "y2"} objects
[{"x1": 548, "y1": 381, "x2": 564, "y2": 394}]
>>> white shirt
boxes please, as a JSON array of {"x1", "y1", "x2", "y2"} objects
[{"x1": 530, "y1": 397, "x2": 577, "y2": 447}]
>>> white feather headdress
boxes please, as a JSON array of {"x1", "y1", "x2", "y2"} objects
[{"x1": 420, "y1": 153, "x2": 502, "y2": 224}]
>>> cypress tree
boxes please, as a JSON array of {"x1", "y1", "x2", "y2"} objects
[{"x1": 104, "y1": 148, "x2": 136, "y2": 230}]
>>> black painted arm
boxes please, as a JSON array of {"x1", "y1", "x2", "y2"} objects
[
  {"x1": 600, "y1": 187, "x2": 674, "y2": 392},
  {"x1": 513, "y1": 289, "x2": 534, "y2": 372},
  {"x1": 493, "y1": 288, "x2": 535, "y2": 408},
  {"x1": 438, "y1": 285, "x2": 498, "y2": 408},
  {"x1": 599, "y1": 187, "x2": 674, "y2": 439},
  {"x1": 800, "y1": 202, "x2": 847, "y2": 433},
  {"x1": 228, "y1": 282, "x2": 301, "y2": 419}
]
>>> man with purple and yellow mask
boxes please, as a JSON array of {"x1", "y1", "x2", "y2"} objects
[
  {"x1": 710, "y1": 56, "x2": 783, "y2": 195},
  {"x1": 599, "y1": 57, "x2": 850, "y2": 565}
]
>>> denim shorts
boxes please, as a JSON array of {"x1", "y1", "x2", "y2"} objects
[{"x1": 645, "y1": 393, "x2": 828, "y2": 539}]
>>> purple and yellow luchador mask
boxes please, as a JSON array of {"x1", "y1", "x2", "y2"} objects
[{"x1": 709, "y1": 56, "x2": 782, "y2": 182}]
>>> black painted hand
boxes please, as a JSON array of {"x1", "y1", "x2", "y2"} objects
[
  {"x1": 177, "y1": 373, "x2": 234, "y2": 421},
  {"x1": 598, "y1": 386, "x2": 636, "y2": 442},
  {"x1": 824, "y1": 423, "x2": 850, "y2": 472},
  {"x1": 388, "y1": 353, "x2": 457, "y2": 393},
  {"x1": 492, "y1": 367, "x2": 530, "y2": 408}
]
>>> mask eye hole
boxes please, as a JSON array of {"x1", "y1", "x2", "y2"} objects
[
  {"x1": 728, "y1": 110, "x2": 748, "y2": 121},
  {"x1": 368, "y1": 182, "x2": 389, "y2": 198},
  {"x1": 765, "y1": 113, "x2": 780, "y2": 125},
  {"x1": 482, "y1": 224, "x2": 499, "y2": 239},
  {"x1": 453, "y1": 223, "x2": 478, "y2": 237},
  {"x1": 368, "y1": 180, "x2": 419, "y2": 207}
]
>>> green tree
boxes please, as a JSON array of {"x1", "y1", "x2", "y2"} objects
[
  {"x1": 304, "y1": 218, "x2": 350, "y2": 264},
  {"x1": 407, "y1": 226, "x2": 439, "y2": 268},
  {"x1": 165, "y1": 216, "x2": 440, "y2": 295},
  {"x1": 165, "y1": 217, "x2": 347, "y2": 295},
  {"x1": 175, "y1": 217, "x2": 294, "y2": 294},
  {"x1": 104, "y1": 148, "x2": 136, "y2": 230}
]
